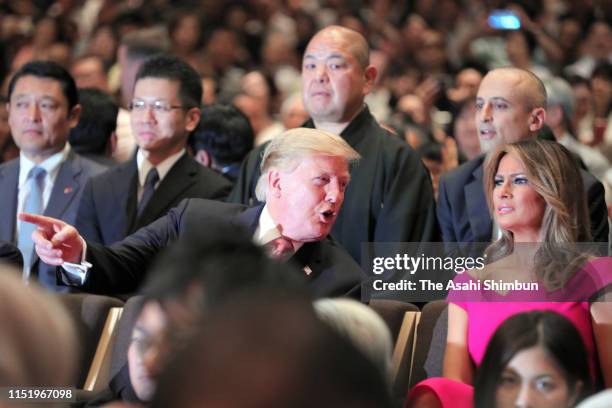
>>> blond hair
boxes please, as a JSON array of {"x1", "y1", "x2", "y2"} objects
[
  {"x1": 254, "y1": 128, "x2": 360, "y2": 202},
  {"x1": 483, "y1": 139, "x2": 591, "y2": 289}
]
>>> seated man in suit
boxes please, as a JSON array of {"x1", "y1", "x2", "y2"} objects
[
  {"x1": 75, "y1": 55, "x2": 232, "y2": 246},
  {"x1": 437, "y1": 67, "x2": 608, "y2": 243},
  {"x1": 0, "y1": 60, "x2": 106, "y2": 291},
  {"x1": 24, "y1": 128, "x2": 365, "y2": 298}
]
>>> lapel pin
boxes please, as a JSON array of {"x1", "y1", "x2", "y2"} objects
[
  {"x1": 303, "y1": 265, "x2": 312, "y2": 276},
  {"x1": 64, "y1": 186, "x2": 73, "y2": 194}
]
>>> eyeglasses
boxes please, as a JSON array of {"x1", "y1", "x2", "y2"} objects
[{"x1": 128, "y1": 99, "x2": 188, "y2": 113}]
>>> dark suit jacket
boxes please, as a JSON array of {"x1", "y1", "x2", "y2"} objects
[
  {"x1": 437, "y1": 154, "x2": 609, "y2": 243},
  {"x1": 228, "y1": 106, "x2": 440, "y2": 262},
  {"x1": 76, "y1": 153, "x2": 232, "y2": 245},
  {"x1": 0, "y1": 152, "x2": 106, "y2": 291},
  {"x1": 71, "y1": 199, "x2": 365, "y2": 298}
]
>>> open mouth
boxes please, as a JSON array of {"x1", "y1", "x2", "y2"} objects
[
  {"x1": 479, "y1": 129, "x2": 497, "y2": 140},
  {"x1": 320, "y1": 209, "x2": 336, "y2": 222},
  {"x1": 497, "y1": 206, "x2": 513, "y2": 214}
]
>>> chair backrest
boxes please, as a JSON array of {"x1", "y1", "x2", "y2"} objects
[
  {"x1": 368, "y1": 299, "x2": 420, "y2": 343},
  {"x1": 57, "y1": 294, "x2": 124, "y2": 388},
  {"x1": 409, "y1": 300, "x2": 448, "y2": 389},
  {"x1": 83, "y1": 307, "x2": 123, "y2": 391}
]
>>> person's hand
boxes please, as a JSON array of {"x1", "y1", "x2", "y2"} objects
[{"x1": 18, "y1": 213, "x2": 84, "y2": 265}]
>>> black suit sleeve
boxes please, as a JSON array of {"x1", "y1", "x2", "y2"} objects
[
  {"x1": 436, "y1": 173, "x2": 456, "y2": 242},
  {"x1": 79, "y1": 201, "x2": 187, "y2": 294}
]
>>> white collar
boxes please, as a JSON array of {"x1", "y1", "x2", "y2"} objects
[
  {"x1": 18, "y1": 144, "x2": 70, "y2": 188},
  {"x1": 136, "y1": 148, "x2": 185, "y2": 187},
  {"x1": 254, "y1": 204, "x2": 303, "y2": 253}
]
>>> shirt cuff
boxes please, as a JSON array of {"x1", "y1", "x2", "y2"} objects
[{"x1": 59, "y1": 238, "x2": 90, "y2": 286}]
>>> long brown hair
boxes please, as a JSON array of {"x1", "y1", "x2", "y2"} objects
[{"x1": 483, "y1": 139, "x2": 592, "y2": 289}]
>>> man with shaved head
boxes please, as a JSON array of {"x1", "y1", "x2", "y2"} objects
[
  {"x1": 230, "y1": 26, "x2": 439, "y2": 262},
  {"x1": 437, "y1": 67, "x2": 608, "y2": 242}
]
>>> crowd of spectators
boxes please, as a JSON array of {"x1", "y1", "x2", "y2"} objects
[
  {"x1": 0, "y1": 0, "x2": 609, "y2": 183},
  {"x1": 0, "y1": 1, "x2": 610, "y2": 407}
]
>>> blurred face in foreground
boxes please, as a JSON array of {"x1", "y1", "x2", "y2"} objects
[{"x1": 496, "y1": 345, "x2": 578, "y2": 408}]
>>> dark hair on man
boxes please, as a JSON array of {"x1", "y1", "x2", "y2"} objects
[
  {"x1": 189, "y1": 104, "x2": 254, "y2": 165},
  {"x1": 152, "y1": 289, "x2": 394, "y2": 408},
  {"x1": 474, "y1": 311, "x2": 593, "y2": 408},
  {"x1": 135, "y1": 55, "x2": 202, "y2": 109},
  {"x1": 591, "y1": 61, "x2": 612, "y2": 82},
  {"x1": 566, "y1": 74, "x2": 591, "y2": 89},
  {"x1": 69, "y1": 88, "x2": 118, "y2": 155},
  {"x1": 8, "y1": 60, "x2": 78, "y2": 110}
]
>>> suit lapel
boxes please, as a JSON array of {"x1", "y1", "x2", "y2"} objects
[
  {"x1": 134, "y1": 154, "x2": 196, "y2": 229},
  {"x1": 107, "y1": 160, "x2": 138, "y2": 236},
  {"x1": 464, "y1": 160, "x2": 491, "y2": 242},
  {"x1": 44, "y1": 152, "x2": 82, "y2": 219},
  {"x1": 293, "y1": 241, "x2": 323, "y2": 278},
  {"x1": 0, "y1": 160, "x2": 20, "y2": 241}
]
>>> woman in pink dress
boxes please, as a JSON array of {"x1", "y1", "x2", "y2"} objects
[{"x1": 407, "y1": 139, "x2": 612, "y2": 407}]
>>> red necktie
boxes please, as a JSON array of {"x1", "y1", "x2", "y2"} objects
[{"x1": 267, "y1": 236, "x2": 294, "y2": 262}]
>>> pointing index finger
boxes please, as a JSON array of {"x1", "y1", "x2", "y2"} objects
[{"x1": 18, "y1": 213, "x2": 65, "y2": 232}]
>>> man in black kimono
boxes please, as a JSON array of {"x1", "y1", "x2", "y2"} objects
[{"x1": 229, "y1": 25, "x2": 440, "y2": 262}]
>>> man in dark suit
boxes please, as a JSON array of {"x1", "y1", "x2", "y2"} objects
[
  {"x1": 229, "y1": 26, "x2": 439, "y2": 263},
  {"x1": 75, "y1": 56, "x2": 231, "y2": 245},
  {"x1": 24, "y1": 128, "x2": 365, "y2": 298},
  {"x1": 0, "y1": 61, "x2": 106, "y2": 291},
  {"x1": 437, "y1": 67, "x2": 608, "y2": 243}
]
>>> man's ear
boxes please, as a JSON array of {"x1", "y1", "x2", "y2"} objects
[
  {"x1": 268, "y1": 170, "x2": 282, "y2": 198},
  {"x1": 363, "y1": 65, "x2": 378, "y2": 95},
  {"x1": 68, "y1": 104, "x2": 82, "y2": 129},
  {"x1": 185, "y1": 107, "x2": 201, "y2": 132},
  {"x1": 528, "y1": 107, "x2": 546, "y2": 132}
]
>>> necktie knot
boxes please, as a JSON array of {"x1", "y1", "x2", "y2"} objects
[
  {"x1": 29, "y1": 166, "x2": 46, "y2": 180},
  {"x1": 267, "y1": 236, "x2": 295, "y2": 262},
  {"x1": 144, "y1": 167, "x2": 159, "y2": 188}
]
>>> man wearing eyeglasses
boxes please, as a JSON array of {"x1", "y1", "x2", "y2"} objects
[
  {"x1": 0, "y1": 60, "x2": 106, "y2": 291},
  {"x1": 75, "y1": 55, "x2": 231, "y2": 246}
]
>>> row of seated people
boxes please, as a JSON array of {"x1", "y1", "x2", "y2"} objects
[
  {"x1": 0, "y1": 25, "x2": 609, "y2": 407},
  {"x1": 2, "y1": 132, "x2": 611, "y2": 405},
  {"x1": 1, "y1": 26, "x2": 609, "y2": 298}
]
